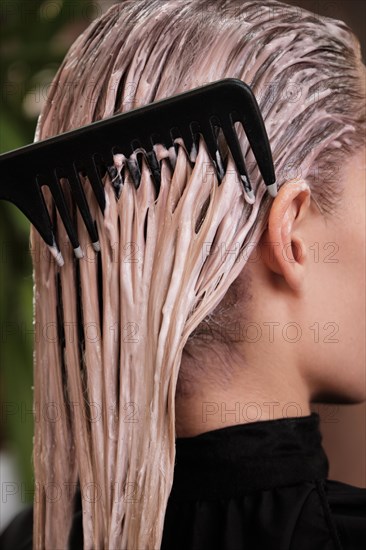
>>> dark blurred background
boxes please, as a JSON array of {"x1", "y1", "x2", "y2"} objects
[{"x1": 0, "y1": 0, "x2": 365, "y2": 533}]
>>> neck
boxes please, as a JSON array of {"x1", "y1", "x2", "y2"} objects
[{"x1": 175, "y1": 354, "x2": 311, "y2": 437}]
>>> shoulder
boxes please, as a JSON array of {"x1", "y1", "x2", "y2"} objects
[
  {"x1": 0, "y1": 506, "x2": 33, "y2": 550},
  {"x1": 325, "y1": 478, "x2": 366, "y2": 509},
  {"x1": 324, "y1": 479, "x2": 366, "y2": 548},
  {"x1": 285, "y1": 479, "x2": 365, "y2": 550},
  {"x1": 1, "y1": 481, "x2": 365, "y2": 549}
]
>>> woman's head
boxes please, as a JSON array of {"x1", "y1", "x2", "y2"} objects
[{"x1": 30, "y1": 0, "x2": 365, "y2": 548}]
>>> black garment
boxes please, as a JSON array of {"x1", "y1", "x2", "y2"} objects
[{"x1": 1, "y1": 412, "x2": 365, "y2": 549}]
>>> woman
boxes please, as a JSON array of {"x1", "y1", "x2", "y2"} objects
[{"x1": 1, "y1": 0, "x2": 365, "y2": 548}]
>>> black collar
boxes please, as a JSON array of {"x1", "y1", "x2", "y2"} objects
[
  {"x1": 170, "y1": 412, "x2": 329, "y2": 499},
  {"x1": 67, "y1": 413, "x2": 329, "y2": 546}
]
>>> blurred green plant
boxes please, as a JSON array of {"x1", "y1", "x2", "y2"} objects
[{"x1": 0, "y1": 0, "x2": 107, "y2": 501}]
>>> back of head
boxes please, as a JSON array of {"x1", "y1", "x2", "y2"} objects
[{"x1": 30, "y1": 1, "x2": 365, "y2": 548}]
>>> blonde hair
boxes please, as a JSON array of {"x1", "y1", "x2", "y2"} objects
[{"x1": 30, "y1": 1, "x2": 365, "y2": 548}]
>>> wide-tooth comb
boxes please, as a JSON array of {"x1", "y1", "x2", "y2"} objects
[{"x1": 0, "y1": 78, "x2": 276, "y2": 266}]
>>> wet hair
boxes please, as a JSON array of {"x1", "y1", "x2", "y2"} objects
[{"x1": 30, "y1": 0, "x2": 365, "y2": 548}]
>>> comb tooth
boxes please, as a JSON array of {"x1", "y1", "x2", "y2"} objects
[
  {"x1": 235, "y1": 110, "x2": 276, "y2": 194},
  {"x1": 38, "y1": 173, "x2": 81, "y2": 257},
  {"x1": 189, "y1": 121, "x2": 200, "y2": 162},
  {"x1": 209, "y1": 117, "x2": 227, "y2": 177},
  {"x1": 131, "y1": 137, "x2": 162, "y2": 186},
  {"x1": 80, "y1": 156, "x2": 106, "y2": 213},
  {"x1": 60, "y1": 165, "x2": 100, "y2": 252},
  {"x1": 99, "y1": 148, "x2": 115, "y2": 168},
  {"x1": 221, "y1": 116, "x2": 255, "y2": 202},
  {"x1": 131, "y1": 139, "x2": 144, "y2": 179},
  {"x1": 145, "y1": 145, "x2": 161, "y2": 189},
  {"x1": 24, "y1": 177, "x2": 64, "y2": 266},
  {"x1": 0, "y1": 170, "x2": 55, "y2": 250},
  {"x1": 133, "y1": 135, "x2": 151, "y2": 155},
  {"x1": 198, "y1": 119, "x2": 222, "y2": 177},
  {"x1": 34, "y1": 193, "x2": 58, "y2": 252},
  {"x1": 136, "y1": 149, "x2": 148, "y2": 178},
  {"x1": 121, "y1": 139, "x2": 140, "y2": 187},
  {"x1": 95, "y1": 148, "x2": 115, "y2": 192},
  {"x1": 170, "y1": 126, "x2": 181, "y2": 157},
  {"x1": 130, "y1": 138, "x2": 141, "y2": 155},
  {"x1": 125, "y1": 157, "x2": 141, "y2": 188},
  {"x1": 150, "y1": 127, "x2": 179, "y2": 173},
  {"x1": 178, "y1": 123, "x2": 194, "y2": 161},
  {"x1": 151, "y1": 129, "x2": 173, "y2": 150}
]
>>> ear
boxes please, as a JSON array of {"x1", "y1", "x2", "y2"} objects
[{"x1": 259, "y1": 179, "x2": 312, "y2": 293}]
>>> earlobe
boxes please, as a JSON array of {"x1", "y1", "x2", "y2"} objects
[{"x1": 260, "y1": 179, "x2": 311, "y2": 293}]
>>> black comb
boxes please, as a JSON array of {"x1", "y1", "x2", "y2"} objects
[{"x1": 0, "y1": 78, "x2": 276, "y2": 266}]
